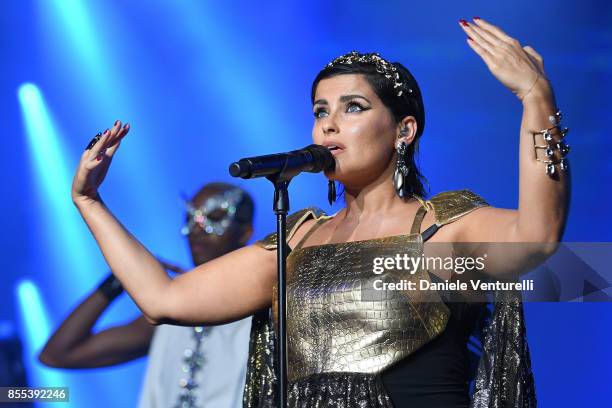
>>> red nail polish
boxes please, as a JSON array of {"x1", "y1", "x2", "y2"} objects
[
  {"x1": 103, "y1": 129, "x2": 109, "y2": 134},
  {"x1": 468, "y1": 36, "x2": 473, "y2": 41},
  {"x1": 96, "y1": 155, "x2": 102, "y2": 161},
  {"x1": 459, "y1": 19, "x2": 469, "y2": 27},
  {"x1": 115, "y1": 120, "x2": 120, "y2": 126},
  {"x1": 473, "y1": 16, "x2": 481, "y2": 20}
]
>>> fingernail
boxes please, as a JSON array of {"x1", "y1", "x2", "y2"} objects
[
  {"x1": 123, "y1": 123, "x2": 129, "y2": 129},
  {"x1": 115, "y1": 120, "x2": 120, "y2": 126},
  {"x1": 96, "y1": 155, "x2": 102, "y2": 161},
  {"x1": 459, "y1": 19, "x2": 469, "y2": 26},
  {"x1": 103, "y1": 129, "x2": 110, "y2": 134},
  {"x1": 473, "y1": 16, "x2": 481, "y2": 20},
  {"x1": 468, "y1": 36, "x2": 473, "y2": 41}
]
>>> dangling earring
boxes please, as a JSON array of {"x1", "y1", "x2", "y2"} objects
[
  {"x1": 327, "y1": 180, "x2": 336, "y2": 205},
  {"x1": 393, "y1": 142, "x2": 411, "y2": 198}
]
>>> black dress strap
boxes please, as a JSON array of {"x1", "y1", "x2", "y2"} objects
[{"x1": 421, "y1": 224, "x2": 440, "y2": 242}]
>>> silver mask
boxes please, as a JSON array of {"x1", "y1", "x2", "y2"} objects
[{"x1": 181, "y1": 189, "x2": 245, "y2": 236}]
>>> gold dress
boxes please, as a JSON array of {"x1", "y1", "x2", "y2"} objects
[{"x1": 243, "y1": 190, "x2": 536, "y2": 408}]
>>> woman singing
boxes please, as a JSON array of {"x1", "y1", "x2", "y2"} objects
[{"x1": 72, "y1": 17, "x2": 568, "y2": 407}]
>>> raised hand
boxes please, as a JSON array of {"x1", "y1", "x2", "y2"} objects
[
  {"x1": 459, "y1": 17, "x2": 552, "y2": 102},
  {"x1": 72, "y1": 120, "x2": 130, "y2": 204}
]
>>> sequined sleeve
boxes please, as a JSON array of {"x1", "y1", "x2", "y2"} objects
[
  {"x1": 470, "y1": 290, "x2": 537, "y2": 407},
  {"x1": 243, "y1": 309, "x2": 278, "y2": 408}
]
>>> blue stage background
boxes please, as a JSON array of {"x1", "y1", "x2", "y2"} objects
[{"x1": 2, "y1": 1, "x2": 611, "y2": 406}]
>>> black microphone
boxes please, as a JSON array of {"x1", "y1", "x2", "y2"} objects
[{"x1": 229, "y1": 144, "x2": 335, "y2": 179}]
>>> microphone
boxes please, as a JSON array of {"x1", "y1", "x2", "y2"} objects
[{"x1": 229, "y1": 144, "x2": 335, "y2": 179}]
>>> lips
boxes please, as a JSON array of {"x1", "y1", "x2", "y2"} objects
[
  {"x1": 322, "y1": 141, "x2": 346, "y2": 156},
  {"x1": 329, "y1": 146, "x2": 344, "y2": 156}
]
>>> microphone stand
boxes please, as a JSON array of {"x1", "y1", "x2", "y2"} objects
[
  {"x1": 229, "y1": 145, "x2": 333, "y2": 408},
  {"x1": 265, "y1": 172, "x2": 293, "y2": 408}
]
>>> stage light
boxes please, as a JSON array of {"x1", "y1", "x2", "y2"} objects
[
  {"x1": 15, "y1": 280, "x2": 64, "y2": 388},
  {"x1": 18, "y1": 83, "x2": 94, "y2": 291}
]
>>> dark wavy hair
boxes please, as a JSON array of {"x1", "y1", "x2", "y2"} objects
[{"x1": 311, "y1": 56, "x2": 428, "y2": 198}]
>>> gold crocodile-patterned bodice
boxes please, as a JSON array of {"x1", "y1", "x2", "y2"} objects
[{"x1": 285, "y1": 234, "x2": 449, "y2": 382}]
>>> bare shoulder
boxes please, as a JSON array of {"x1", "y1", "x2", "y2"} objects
[
  {"x1": 429, "y1": 206, "x2": 515, "y2": 242},
  {"x1": 288, "y1": 218, "x2": 319, "y2": 249}
]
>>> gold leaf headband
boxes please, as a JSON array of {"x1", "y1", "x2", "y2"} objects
[{"x1": 326, "y1": 51, "x2": 413, "y2": 97}]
